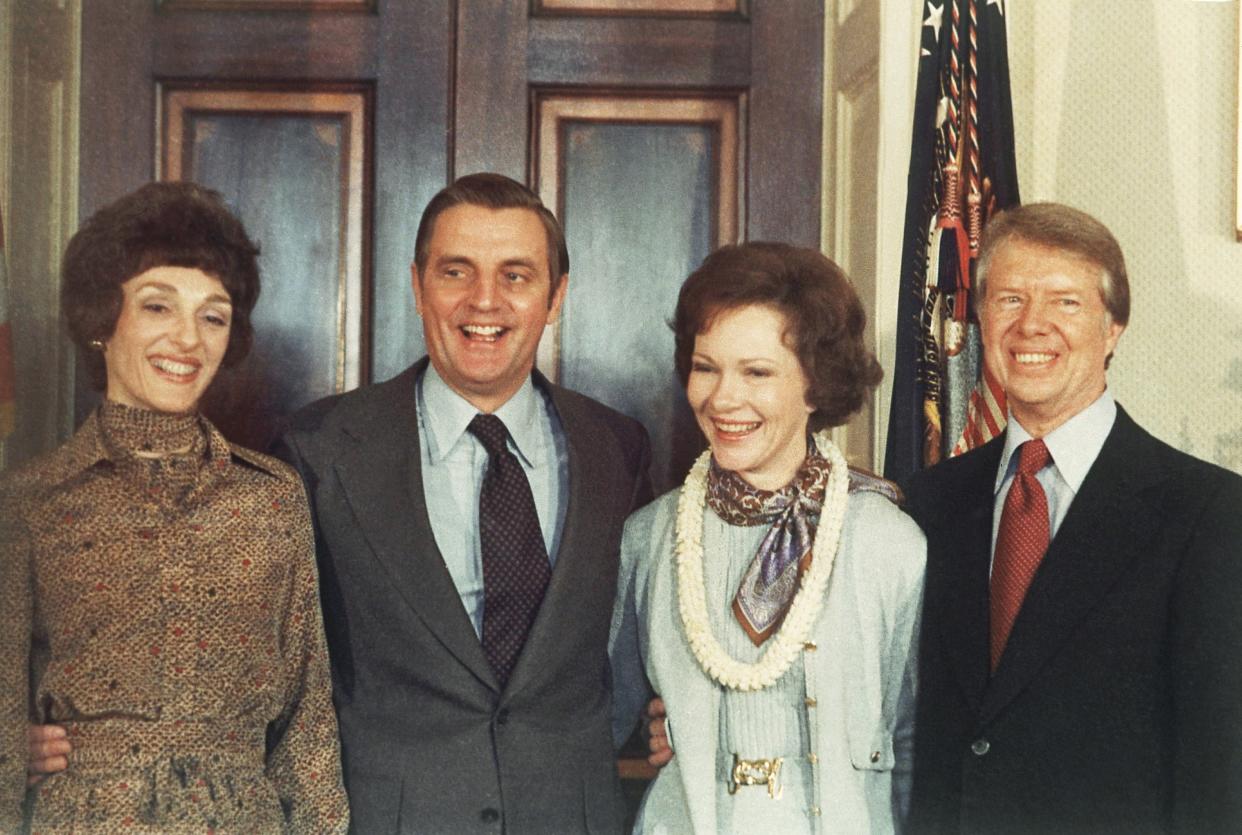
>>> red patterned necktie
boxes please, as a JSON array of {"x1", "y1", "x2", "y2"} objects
[
  {"x1": 990, "y1": 439, "x2": 1051, "y2": 671},
  {"x1": 468, "y1": 414, "x2": 552, "y2": 686}
]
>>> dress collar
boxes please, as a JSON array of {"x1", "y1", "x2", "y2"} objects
[
  {"x1": 98, "y1": 400, "x2": 205, "y2": 459},
  {"x1": 43, "y1": 401, "x2": 242, "y2": 489}
]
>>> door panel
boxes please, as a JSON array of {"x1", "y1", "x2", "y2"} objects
[
  {"x1": 1, "y1": 0, "x2": 79, "y2": 467},
  {"x1": 160, "y1": 0, "x2": 374, "y2": 11},
  {"x1": 535, "y1": 93, "x2": 742, "y2": 491},
  {"x1": 161, "y1": 85, "x2": 372, "y2": 447},
  {"x1": 824, "y1": 0, "x2": 883, "y2": 469},
  {"x1": 537, "y1": 0, "x2": 743, "y2": 13}
]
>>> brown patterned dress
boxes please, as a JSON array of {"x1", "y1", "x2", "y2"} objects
[{"x1": 0, "y1": 402, "x2": 349, "y2": 834}]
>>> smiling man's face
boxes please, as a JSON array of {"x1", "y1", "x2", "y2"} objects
[
  {"x1": 979, "y1": 237, "x2": 1124, "y2": 438},
  {"x1": 412, "y1": 203, "x2": 567, "y2": 413}
]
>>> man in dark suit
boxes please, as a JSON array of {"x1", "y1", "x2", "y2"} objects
[
  {"x1": 904, "y1": 203, "x2": 1242, "y2": 834},
  {"x1": 274, "y1": 174, "x2": 652, "y2": 833}
]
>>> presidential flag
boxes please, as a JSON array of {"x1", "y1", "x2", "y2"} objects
[
  {"x1": 884, "y1": 0, "x2": 1020, "y2": 484},
  {"x1": 0, "y1": 206, "x2": 14, "y2": 440}
]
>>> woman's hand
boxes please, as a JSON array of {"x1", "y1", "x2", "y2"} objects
[{"x1": 27, "y1": 724, "x2": 70, "y2": 786}]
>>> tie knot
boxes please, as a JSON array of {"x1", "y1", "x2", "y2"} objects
[
  {"x1": 468, "y1": 413, "x2": 511, "y2": 458},
  {"x1": 1016, "y1": 439, "x2": 1050, "y2": 476}
]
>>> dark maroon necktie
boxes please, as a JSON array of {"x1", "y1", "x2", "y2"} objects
[
  {"x1": 990, "y1": 439, "x2": 1051, "y2": 671},
  {"x1": 468, "y1": 414, "x2": 551, "y2": 686}
]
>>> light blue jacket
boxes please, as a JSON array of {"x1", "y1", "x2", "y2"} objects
[{"x1": 610, "y1": 486, "x2": 925, "y2": 834}]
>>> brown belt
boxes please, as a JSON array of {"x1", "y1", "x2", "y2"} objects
[{"x1": 61, "y1": 719, "x2": 266, "y2": 771}]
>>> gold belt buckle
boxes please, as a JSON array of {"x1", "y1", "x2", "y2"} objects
[{"x1": 727, "y1": 754, "x2": 784, "y2": 800}]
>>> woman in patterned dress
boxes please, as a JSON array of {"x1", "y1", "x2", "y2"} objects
[
  {"x1": 610, "y1": 242, "x2": 926, "y2": 834},
  {"x1": 0, "y1": 182, "x2": 348, "y2": 833}
]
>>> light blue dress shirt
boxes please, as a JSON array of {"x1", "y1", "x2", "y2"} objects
[
  {"x1": 990, "y1": 390, "x2": 1117, "y2": 570},
  {"x1": 416, "y1": 364, "x2": 569, "y2": 637}
]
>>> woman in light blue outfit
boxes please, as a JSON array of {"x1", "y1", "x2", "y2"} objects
[{"x1": 610, "y1": 243, "x2": 925, "y2": 834}]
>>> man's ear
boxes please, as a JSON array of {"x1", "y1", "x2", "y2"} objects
[
  {"x1": 548, "y1": 274, "x2": 569, "y2": 323},
  {"x1": 411, "y1": 263, "x2": 423, "y2": 316},
  {"x1": 1104, "y1": 318, "x2": 1124, "y2": 358}
]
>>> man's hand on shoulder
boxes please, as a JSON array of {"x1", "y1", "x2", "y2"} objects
[
  {"x1": 28, "y1": 724, "x2": 70, "y2": 786},
  {"x1": 643, "y1": 697, "x2": 673, "y2": 768}
]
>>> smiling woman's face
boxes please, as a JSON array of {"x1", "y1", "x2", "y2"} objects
[
  {"x1": 104, "y1": 265, "x2": 233, "y2": 414},
  {"x1": 685, "y1": 303, "x2": 814, "y2": 491}
]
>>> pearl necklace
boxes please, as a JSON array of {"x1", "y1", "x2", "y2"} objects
[{"x1": 675, "y1": 429, "x2": 848, "y2": 691}]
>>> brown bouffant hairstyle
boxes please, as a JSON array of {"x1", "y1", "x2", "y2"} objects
[
  {"x1": 413, "y1": 172, "x2": 569, "y2": 302},
  {"x1": 976, "y1": 202, "x2": 1130, "y2": 327},
  {"x1": 62, "y1": 181, "x2": 261, "y2": 390},
  {"x1": 673, "y1": 242, "x2": 882, "y2": 430}
]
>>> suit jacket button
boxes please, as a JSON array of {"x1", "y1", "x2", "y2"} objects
[
  {"x1": 971, "y1": 738, "x2": 990, "y2": 756},
  {"x1": 480, "y1": 808, "x2": 500, "y2": 823},
  {"x1": 496, "y1": 708, "x2": 510, "y2": 725}
]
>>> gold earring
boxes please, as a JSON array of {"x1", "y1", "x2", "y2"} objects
[{"x1": 88, "y1": 339, "x2": 106, "y2": 352}]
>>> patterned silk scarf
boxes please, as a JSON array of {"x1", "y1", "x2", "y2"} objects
[{"x1": 706, "y1": 442, "x2": 832, "y2": 645}]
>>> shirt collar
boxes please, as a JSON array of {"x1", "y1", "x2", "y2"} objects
[
  {"x1": 419, "y1": 363, "x2": 543, "y2": 467},
  {"x1": 995, "y1": 389, "x2": 1116, "y2": 496}
]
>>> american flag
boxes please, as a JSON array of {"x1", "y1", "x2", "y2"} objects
[{"x1": 884, "y1": 0, "x2": 1020, "y2": 485}]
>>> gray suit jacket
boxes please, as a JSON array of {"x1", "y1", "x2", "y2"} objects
[{"x1": 276, "y1": 358, "x2": 653, "y2": 835}]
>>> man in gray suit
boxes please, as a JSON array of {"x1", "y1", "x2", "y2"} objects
[
  {"x1": 277, "y1": 174, "x2": 652, "y2": 833},
  {"x1": 30, "y1": 174, "x2": 653, "y2": 834}
]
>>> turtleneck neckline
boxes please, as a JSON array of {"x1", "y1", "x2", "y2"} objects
[{"x1": 98, "y1": 400, "x2": 206, "y2": 459}]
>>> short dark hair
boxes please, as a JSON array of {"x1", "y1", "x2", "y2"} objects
[
  {"x1": 62, "y1": 181, "x2": 261, "y2": 390},
  {"x1": 977, "y1": 202, "x2": 1130, "y2": 327},
  {"x1": 413, "y1": 172, "x2": 569, "y2": 299},
  {"x1": 673, "y1": 242, "x2": 882, "y2": 431}
]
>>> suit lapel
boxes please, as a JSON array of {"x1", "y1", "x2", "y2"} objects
[
  {"x1": 934, "y1": 441, "x2": 1001, "y2": 716},
  {"x1": 981, "y1": 408, "x2": 1165, "y2": 722},
  {"x1": 332, "y1": 361, "x2": 499, "y2": 691},
  {"x1": 504, "y1": 381, "x2": 618, "y2": 694}
]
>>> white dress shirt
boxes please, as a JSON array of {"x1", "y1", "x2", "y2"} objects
[{"x1": 991, "y1": 390, "x2": 1117, "y2": 569}]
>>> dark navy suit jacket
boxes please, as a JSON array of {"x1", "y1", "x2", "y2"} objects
[{"x1": 904, "y1": 405, "x2": 1242, "y2": 835}]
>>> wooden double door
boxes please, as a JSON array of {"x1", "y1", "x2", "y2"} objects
[{"x1": 80, "y1": 0, "x2": 824, "y2": 495}]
